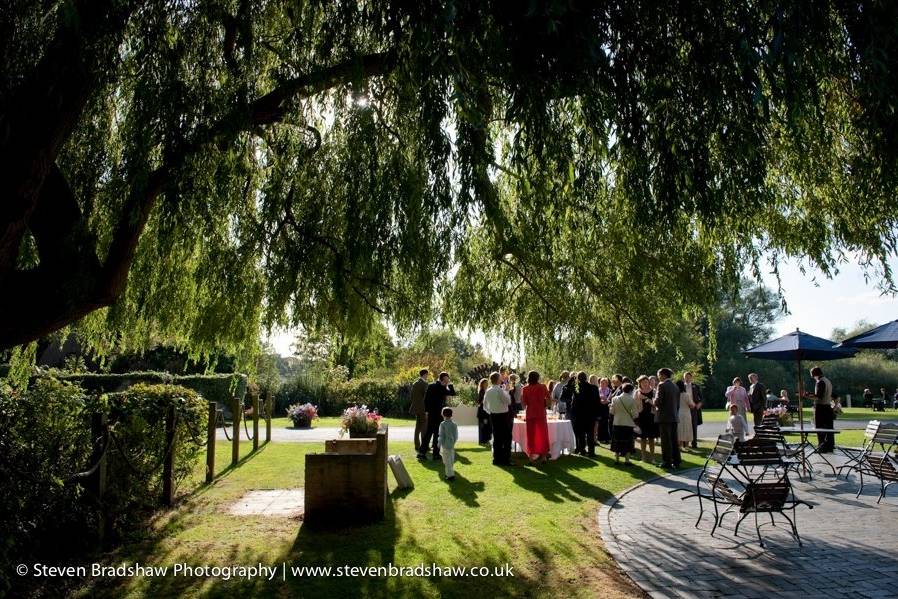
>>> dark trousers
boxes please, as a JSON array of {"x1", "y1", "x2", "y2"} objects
[
  {"x1": 490, "y1": 413, "x2": 512, "y2": 464},
  {"x1": 814, "y1": 404, "x2": 835, "y2": 452},
  {"x1": 752, "y1": 408, "x2": 765, "y2": 428},
  {"x1": 419, "y1": 413, "x2": 441, "y2": 456},
  {"x1": 596, "y1": 414, "x2": 611, "y2": 443},
  {"x1": 477, "y1": 408, "x2": 492, "y2": 444},
  {"x1": 690, "y1": 408, "x2": 700, "y2": 447},
  {"x1": 659, "y1": 422, "x2": 680, "y2": 467},
  {"x1": 574, "y1": 414, "x2": 596, "y2": 455},
  {"x1": 413, "y1": 413, "x2": 428, "y2": 451}
]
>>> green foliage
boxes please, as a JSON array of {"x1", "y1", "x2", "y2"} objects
[
  {"x1": 277, "y1": 374, "x2": 404, "y2": 417},
  {"x1": 49, "y1": 371, "x2": 247, "y2": 411},
  {"x1": 6, "y1": 2, "x2": 898, "y2": 361},
  {"x1": 0, "y1": 379, "x2": 97, "y2": 594},
  {"x1": 102, "y1": 384, "x2": 208, "y2": 517},
  {"x1": 0, "y1": 379, "x2": 207, "y2": 594}
]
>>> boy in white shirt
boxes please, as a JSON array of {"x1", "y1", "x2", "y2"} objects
[
  {"x1": 438, "y1": 407, "x2": 459, "y2": 481},
  {"x1": 726, "y1": 403, "x2": 750, "y2": 442}
]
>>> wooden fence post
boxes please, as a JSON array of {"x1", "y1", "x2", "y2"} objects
[
  {"x1": 89, "y1": 412, "x2": 108, "y2": 546},
  {"x1": 161, "y1": 404, "x2": 176, "y2": 506},
  {"x1": 265, "y1": 391, "x2": 272, "y2": 443},
  {"x1": 206, "y1": 401, "x2": 216, "y2": 483},
  {"x1": 252, "y1": 391, "x2": 260, "y2": 451},
  {"x1": 232, "y1": 396, "x2": 240, "y2": 466}
]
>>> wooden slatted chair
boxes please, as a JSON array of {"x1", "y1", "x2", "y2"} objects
[
  {"x1": 836, "y1": 420, "x2": 887, "y2": 478},
  {"x1": 669, "y1": 434, "x2": 743, "y2": 536},
  {"x1": 860, "y1": 456, "x2": 898, "y2": 504},
  {"x1": 853, "y1": 425, "x2": 898, "y2": 503},
  {"x1": 760, "y1": 414, "x2": 780, "y2": 429},
  {"x1": 751, "y1": 427, "x2": 803, "y2": 476},
  {"x1": 734, "y1": 471, "x2": 813, "y2": 547}
]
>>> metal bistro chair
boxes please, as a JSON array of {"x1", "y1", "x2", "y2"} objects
[
  {"x1": 760, "y1": 414, "x2": 781, "y2": 429},
  {"x1": 752, "y1": 426, "x2": 804, "y2": 477},
  {"x1": 669, "y1": 434, "x2": 742, "y2": 536},
  {"x1": 853, "y1": 425, "x2": 898, "y2": 503},
  {"x1": 735, "y1": 470, "x2": 813, "y2": 547},
  {"x1": 836, "y1": 420, "x2": 889, "y2": 478}
]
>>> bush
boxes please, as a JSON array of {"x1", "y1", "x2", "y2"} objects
[
  {"x1": 0, "y1": 379, "x2": 98, "y2": 595},
  {"x1": 49, "y1": 371, "x2": 247, "y2": 415},
  {"x1": 0, "y1": 380, "x2": 207, "y2": 595},
  {"x1": 102, "y1": 384, "x2": 208, "y2": 517}
]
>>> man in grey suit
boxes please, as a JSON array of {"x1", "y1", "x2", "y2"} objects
[
  {"x1": 410, "y1": 369, "x2": 429, "y2": 453},
  {"x1": 654, "y1": 367, "x2": 681, "y2": 469}
]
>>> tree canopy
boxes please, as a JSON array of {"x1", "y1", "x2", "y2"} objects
[{"x1": 2, "y1": 1, "x2": 898, "y2": 366}]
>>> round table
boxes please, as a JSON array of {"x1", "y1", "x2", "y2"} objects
[{"x1": 512, "y1": 418, "x2": 575, "y2": 460}]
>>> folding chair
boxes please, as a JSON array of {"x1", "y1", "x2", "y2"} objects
[
  {"x1": 669, "y1": 434, "x2": 742, "y2": 536},
  {"x1": 734, "y1": 470, "x2": 813, "y2": 547},
  {"x1": 853, "y1": 426, "x2": 898, "y2": 503},
  {"x1": 750, "y1": 427, "x2": 803, "y2": 477},
  {"x1": 836, "y1": 420, "x2": 889, "y2": 478}
]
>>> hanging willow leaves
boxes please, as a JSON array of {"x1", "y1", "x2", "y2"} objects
[{"x1": 1, "y1": 1, "x2": 896, "y2": 366}]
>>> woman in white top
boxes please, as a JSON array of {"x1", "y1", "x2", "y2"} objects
[{"x1": 677, "y1": 384, "x2": 697, "y2": 448}]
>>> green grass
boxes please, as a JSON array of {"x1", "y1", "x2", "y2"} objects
[
  {"x1": 701, "y1": 406, "x2": 898, "y2": 423},
  {"x1": 74, "y1": 439, "x2": 712, "y2": 599}
]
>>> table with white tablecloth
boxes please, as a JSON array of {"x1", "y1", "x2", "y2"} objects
[{"x1": 512, "y1": 418, "x2": 575, "y2": 460}]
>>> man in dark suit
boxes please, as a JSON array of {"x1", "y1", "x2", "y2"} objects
[
  {"x1": 748, "y1": 373, "x2": 767, "y2": 427},
  {"x1": 654, "y1": 367, "x2": 680, "y2": 468},
  {"x1": 409, "y1": 369, "x2": 429, "y2": 453},
  {"x1": 418, "y1": 371, "x2": 456, "y2": 460},
  {"x1": 572, "y1": 371, "x2": 600, "y2": 456},
  {"x1": 677, "y1": 371, "x2": 703, "y2": 449}
]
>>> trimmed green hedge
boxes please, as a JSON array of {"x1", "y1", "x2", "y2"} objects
[{"x1": 50, "y1": 371, "x2": 246, "y2": 414}]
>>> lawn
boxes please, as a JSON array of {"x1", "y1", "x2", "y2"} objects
[
  {"x1": 700, "y1": 406, "x2": 897, "y2": 423},
  {"x1": 73, "y1": 439, "x2": 711, "y2": 598}
]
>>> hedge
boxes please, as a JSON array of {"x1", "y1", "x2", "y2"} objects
[
  {"x1": 49, "y1": 371, "x2": 247, "y2": 415},
  {"x1": 0, "y1": 379, "x2": 207, "y2": 595}
]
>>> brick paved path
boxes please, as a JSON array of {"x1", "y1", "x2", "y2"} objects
[{"x1": 599, "y1": 461, "x2": 898, "y2": 599}]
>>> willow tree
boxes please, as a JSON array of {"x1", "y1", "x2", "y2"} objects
[{"x1": 1, "y1": 1, "x2": 897, "y2": 362}]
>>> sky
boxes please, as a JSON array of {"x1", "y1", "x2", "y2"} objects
[
  {"x1": 760, "y1": 254, "x2": 898, "y2": 339},
  {"x1": 266, "y1": 254, "x2": 898, "y2": 357}
]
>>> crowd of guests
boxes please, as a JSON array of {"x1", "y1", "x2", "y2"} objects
[
  {"x1": 471, "y1": 367, "x2": 704, "y2": 470},
  {"x1": 410, "y1": 364, "x2": 848, "y2": 480}
]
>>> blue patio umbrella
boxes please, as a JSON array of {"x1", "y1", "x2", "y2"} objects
[
  {"x1": 836, "y1": 319, "x2": 898, "y2": 350},
  {"x1": 745, "y1": 329, "x2": 857, "y2": 430}
]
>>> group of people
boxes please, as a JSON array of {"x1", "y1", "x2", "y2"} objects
[
  {"x1": 863, "y1": 387, "x2": 898, "y2": 410},
  {"x1": 410, "y1": 364, "x2": 852, "y2": 480},
  {"x1": 472, "y1": 367, "x2": 704, "y2": 470},
  {"x1": 724, "y1": 367, "x2": 840, "y2": 453}
]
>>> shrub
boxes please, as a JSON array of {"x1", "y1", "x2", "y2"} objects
[
  {"x1": 102, "y1": 383, "x2": 208, "y2": 519},
  {"x1": 49, "y1": 371, "x2": 247, "y2": 414},
  {"x1": 0, "y1": 378, "x2": 97, "y2": 595},
  {"x1": 0, "y1": 380, "x2": 207, "y2": 595}
]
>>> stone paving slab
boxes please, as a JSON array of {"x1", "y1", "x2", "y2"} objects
[
  {"x1": 599, "y1": 457, "x2": 898, "y2": 598},
  {"x1": 229, "y1": 489, "x2": 305, "y2": 517}
]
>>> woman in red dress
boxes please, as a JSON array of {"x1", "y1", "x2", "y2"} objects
[{"x1": 522, "y1": 370, "x2": 551, "y2": 464}]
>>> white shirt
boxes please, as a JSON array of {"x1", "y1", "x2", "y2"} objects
[
  {"x1": 483, "y1": 385, "x2": 511, "y2": 414},
  {"x1": 552, "y1": 381, "x2": 566, "y2": 402}
]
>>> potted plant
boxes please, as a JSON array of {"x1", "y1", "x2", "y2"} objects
[
  {"x1": 340, "y1": 404, "x2": 382, "y2": 438},
  {"x1": 287, "y1": 402, "x2": 319, "y2": 428}
]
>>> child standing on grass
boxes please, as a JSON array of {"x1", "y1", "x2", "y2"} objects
[
  {"x1": 725, "y1": 403, "x2": 749, "y2": 443},
  {"x1": 438, "y1": 407, "x2": 458, "y2": 481}
]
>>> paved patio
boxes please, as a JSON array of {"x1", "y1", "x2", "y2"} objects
[{"x1": 599, "y1": 460, "x2": 898, "y2": 598}]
